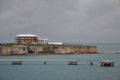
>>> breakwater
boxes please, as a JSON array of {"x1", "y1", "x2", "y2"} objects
[{"x1": 0, "y1": 45, "x2": 97, "y2": 56}]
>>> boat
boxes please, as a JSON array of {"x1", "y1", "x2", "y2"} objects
[
  {"x1": 12, "y1": 60, "x2": 22, "y2": 65},
  {"x1": 100, "y1": 60, "x2": 114, "y2": 67},
  {"x1": 68, "y1": 60, "x2": 78, "y2": 65}
]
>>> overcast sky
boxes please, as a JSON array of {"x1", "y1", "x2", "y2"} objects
[{"x1": 0, "y1": 0, "x2": 120, "y2": 43}]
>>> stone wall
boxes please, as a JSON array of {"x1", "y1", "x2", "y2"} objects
[
  {"x1": 0, "y1": 46, "x2": 28, "y2": 55},
  {"x1": 0, "y1": 45, "x2": 97, "y2": 56},
  {"x1": 54, "y1": 46, "x2": 97, "y2": 54},
  {"x1": 0, "y1": 47, "x2": 13, "y2": 56},
  {"x1": 55, "y1": 47, "x2": 74, "y2": 54},
  {"x1": 27, "y1": 46, "x2": 44, "y2": 53},
  {"x1": 12, "y1": 45, "x2": 28, "y2": 55}
]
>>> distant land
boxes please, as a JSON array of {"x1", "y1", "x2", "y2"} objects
[
  {"x1": 0, "y1": 34, "x2": 97, "y2": 56},
  {"x1": 0, "y1": 43, "x2": 97, "y2": 56}
]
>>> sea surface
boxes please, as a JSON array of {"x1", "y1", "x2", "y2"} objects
[{"x1": 0, "y1": 44, "x2": 120, "y2": 80}]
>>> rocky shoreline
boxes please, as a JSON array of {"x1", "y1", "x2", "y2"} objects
[
  {"x1": 0, "y1": 45, "x2": 97, "y2": 56},
  {"x1": 6, "y1": 53, "x2": 97, "y2": 56}
]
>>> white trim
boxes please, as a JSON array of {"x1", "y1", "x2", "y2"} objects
[{"x1": 16, "y1": 34, "x2": 37, "y2": 37}]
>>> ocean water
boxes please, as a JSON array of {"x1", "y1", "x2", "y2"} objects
[{"x1": 0, "y1": 44, "x2": 120, "y2": 80}]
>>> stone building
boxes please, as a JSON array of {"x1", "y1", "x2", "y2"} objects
[{"x1": 15, "y1": 34, "x2": 48, "y2": 45}]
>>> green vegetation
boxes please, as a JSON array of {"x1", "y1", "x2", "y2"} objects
[
  {"x1": 63, "y1": 43, "x2": 96, "y2": 47},
  {"x1": 0, "y1": 43, "x2": 95, "y2": 48},
  {"x1": 17, "y1": 43, "x2": 62, "y2": 47},
  {"x1": 0, "y1": 43, "x2": 16, "y2": 47},
  {"x1": 63, "y1": 44, "x2": 82, "y2": 47}
]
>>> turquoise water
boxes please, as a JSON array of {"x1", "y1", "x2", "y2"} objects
[{"x1": 0, "y1": 44, "x2": 120, "y2": 80}]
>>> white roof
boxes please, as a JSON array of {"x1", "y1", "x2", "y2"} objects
[
  {"x1": 39, "y1": 38, "x2": 48, "y2": 40},
  {"x1": 48, "y1": 42, "x2": 63, "y2": 45},
  {"x1": 16, "y1": 34, "x2": 38, "y2": 37}
]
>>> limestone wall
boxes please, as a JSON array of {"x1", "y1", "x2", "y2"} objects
[
  {"x1": 55, "y1": 47, "x2": 74, "y2": 54},
  {"x1": 0, "y1": 47, "x2": 13, "y2": 56},
  {"x1": 12, "y1": 45, "x2": 28, "y2": 55},
  {"x1": 0, "y1": 45, "x2": 97, "y2": 56},
  {"x1": 54, "y1": 46, "x2": 97, "y2": 54}
]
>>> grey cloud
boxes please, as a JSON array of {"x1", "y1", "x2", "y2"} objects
[{"x1": 0, "y1": 0, "x2": 120, "y2": 43}]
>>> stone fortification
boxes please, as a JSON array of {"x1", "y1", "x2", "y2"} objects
[
  {"x1": 55, "y1": 46, "x2": 97, "y2": 54},
  {"x1": 0, "y1": 45, "x2": 97, "y2": 56}
]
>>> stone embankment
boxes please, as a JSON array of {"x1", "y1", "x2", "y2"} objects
[{"x1": 0, "y1": 45, "x2": 97, "y2": 56}]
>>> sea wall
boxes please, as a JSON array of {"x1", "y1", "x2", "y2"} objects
[
  {"x1": 0, "y1": 45, "x2": 97, "y2": 56},
  {"x1": 54, "y1": 46, "x2": 97, "y2": 54},
  {"x1": 0, "y1": 47, "x2": 13, "y2": 56}
]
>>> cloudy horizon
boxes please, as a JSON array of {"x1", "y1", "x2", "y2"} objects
[{"x1": 0, "y1": 0, "x2": 120, "y2": 43}]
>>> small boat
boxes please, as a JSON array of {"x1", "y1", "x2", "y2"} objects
[
  {"x1": 100, "y1": 60, "x2": 114, "y2": 67},
  {"x1": 68, "y1": 60, "x2": 78, "y2": 65},
  {"x1": 12, "y1": 60, "x2": 22, "y2": 65},
  {"x1": 115, "y1": 52, "x2": 120, "y2": 54}
]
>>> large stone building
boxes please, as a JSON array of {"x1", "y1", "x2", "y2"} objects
[{"x1": 15, "y1": 34, "x2": 48, "y2": 45}]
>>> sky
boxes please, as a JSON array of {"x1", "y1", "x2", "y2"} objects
[{"x1": 0, "y1": 0, "x2": 120, "y2": 43}]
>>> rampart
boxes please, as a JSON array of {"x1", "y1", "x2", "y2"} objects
[{"x1": 0, "y1": 45, "x2": 97, "y2": 56}]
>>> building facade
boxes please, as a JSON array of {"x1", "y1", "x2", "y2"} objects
[{"x1": 15, "y1": 34, "x2": 48, "y2": 45}]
